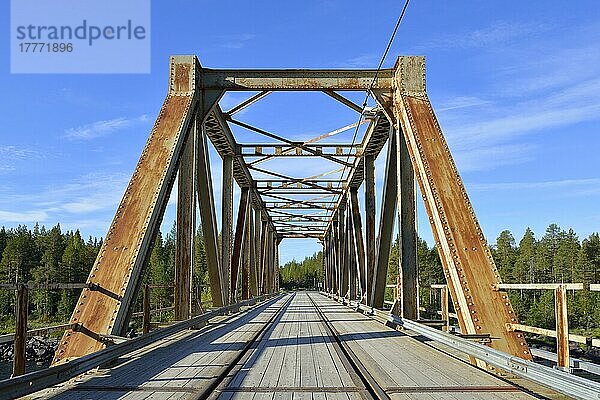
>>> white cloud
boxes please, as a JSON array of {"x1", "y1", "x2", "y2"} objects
[
  {"x1": 64, "y1": 115, "x2": 149, "y2": 140},
  {"x1": 0, "y1": 210, "x2": 47, "y2": 223}
]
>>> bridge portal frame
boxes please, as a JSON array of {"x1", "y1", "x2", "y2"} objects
[{"x1": 52, "y1": 55, "x2": 531, "y2": 368}]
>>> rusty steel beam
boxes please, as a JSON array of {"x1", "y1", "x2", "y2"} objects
[
  {"x1": 386, "y1": 56, "x2": 531, "y2": 361},
  {"x1": 201, "y1": 99, "x2": 275, "y2": 236},
  {"x1": 195, "y1": 118, "x2": 225, "y2": 308},
  {"x1": 350, "y1": 189, "x2": 366, "y2": 300},
  {"x1": 241, "y1": 205, "x2": 251, "y2": 300},
  {"x1": 338, "y1": 199, "x2": 347, "y2": 297},
  {"x1": 230, "y1": 187, "x2": 250, "y2": 303},
  {"x1": 259, "y1": 220, "x2": 268, "y2": 294},
  {"x1": 397, "y1": 124, "x2": 418, "y2": 320},
  {"x1": 225, "y1": 90, "x2": 271, "y2": 116},
  {"x1": 200, "y1": 68, "x2": 394, "y2": 91},
  {"x1": 322, "y1": 90, "x2": 363, "y2": 113},
  {"x1": 371, "y1": 127, "x2": 398, "y2": 308},
  {"x1": 364, "y1": 154, "x2": 376, "y2": 305},
  {"x1": 52, "y1": 56, "x2": 220, "y2": 365},
  {"x1": 347, "y1": 203, "x2": 357, "y2": 300},
  {"x1": 250, "y1": 208, "x2": 261, "y2": 297},
  {"x1": 229, "y1": 118, "x2": 353, "y2": 167},
  {"x1": 222, "y1": 155, "x2": 234, "y2": 304},
  {"x1": 174, "y1": 134, "x2": 195, "y2": 321}
]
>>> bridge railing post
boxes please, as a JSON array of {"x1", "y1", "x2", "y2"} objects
[
  {"x1": 142, "y1": 284, "x2": 150, "y2": 335},
  {"x1": 12, "y1": 283, "x2": 28, "y2": 377},
  {"x1": 441, "y1": 285, "x2": 449, "y2": 332},
  {"x1": 555, "y1": 284, "x2": 570, "y2": 370}
]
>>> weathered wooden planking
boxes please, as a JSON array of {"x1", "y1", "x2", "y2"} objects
[
  {"x1": 45, "y1": 297, "x2": 288, "y2": 400},
  {"x1": 313, "y1": 294, "x2": 535, "y2": 399}
]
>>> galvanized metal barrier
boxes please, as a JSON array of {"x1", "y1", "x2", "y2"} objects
[
  {"x1": 321, "y1": 292, "x2": 600, "y2": 400},
  {"x1": 0, "y1": 293, "x2": 280, "y2": 400}
]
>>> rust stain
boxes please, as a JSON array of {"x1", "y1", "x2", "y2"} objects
[
  {"x1": 174, "y1": 64, "x2": 191, "y2": 92},
  {"x1": 52, "y1": 95, "x2": 193, "y2": 365}
]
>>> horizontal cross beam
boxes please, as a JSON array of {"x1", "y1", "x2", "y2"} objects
[{"x1": 200, "y1": 68, "x2": 394, "y2": 91}]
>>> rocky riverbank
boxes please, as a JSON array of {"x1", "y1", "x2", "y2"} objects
[{"x1": 0, "y1": 336, "x2": 58, "y2": 365}]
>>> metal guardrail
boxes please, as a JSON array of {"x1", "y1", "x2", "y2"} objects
[
  {"x1": 531, "y1": 348, "x2": 600, "y2": 376},
  {"x1": 321, "y1": 292, "x2": 600, "y2": 400},
  {"x1": 0, "y1": 293, "x2": 280, "y2": 400}
]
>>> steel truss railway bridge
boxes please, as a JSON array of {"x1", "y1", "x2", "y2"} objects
[{"x1": 1, "y1": 56, "x2": 599, "y2": 399}]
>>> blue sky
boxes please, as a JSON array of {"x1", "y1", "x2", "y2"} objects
[{"x1": 0, "y1": 1, "x2": 599, "y2": 265}]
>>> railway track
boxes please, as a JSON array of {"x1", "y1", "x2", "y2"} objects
[{"x1": 191, "y1": 291, "x2": 390, "y2": 400}]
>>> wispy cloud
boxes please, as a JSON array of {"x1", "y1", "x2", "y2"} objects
[
  {"x1": 0, "y1": 145, "x2": 42, "y2": 173},
  {"x1": 413, "y1": 20, "x2": 550, "y2": 51},
  {"x1": 470, "y1": 178, "x2": 600, "y2": 192},
  {"x1": 215, "y1": 33, "x2": 256, "y2": 49},
  {"x1": 445, "y1": 77, "x2": 600, "y2": 150},
  {"x1": 0, "y1": 210, "x2": 48, "y2": 223},
  {"x1": 436, "y1": 22, "x2": 600, "y2": 172},
  {"x1": 0, "y1": 171, "x2": 130, "y2": 229},
  {"x1": 64, "y1": 115, "x2": 149, "y2": 140},
  {"x1": 454, "y1": 143, "x2": 535, "y2": 172},
  {"x1": 468, "y1": 178, "x2": 600, "y2": 197},
  {"x1": 437, "y1": 96, "x2": 491, "y2": 112},
  {"x1": 336, "y1": 54, "x2": 379, "y2": 68}
]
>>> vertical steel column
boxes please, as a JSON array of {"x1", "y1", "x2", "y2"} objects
[
  {"x1": 263, "y1": 225, "x2": 272, "y2": 293},
  {"x1": 221, "y1": 155, "x2": 234, "y2": 304},
  {"x1": 347, "y1": 203, "x2": 357, "y2": 300},
  {"x1": 332, "y1": 218, "x2": 340, "y2": 295},
  {"x1": 364, "y1": 154, "x2": 376, "y2": 305},
  {"x1": 350, "y1": 189, "x2": 366, "y2": 300},
  {"x1": 247, "y1": 206, "x2": 257, "y2": 298},
  {"x1": 240, "y1": 202, "x2": 251, "y2": 300},
  {"x1": 195, "y1": 121, "x2": 225, "y2": 307},
  {"x1": 230, "y1": 187, "x2": 249, "y2": 303},
  {"x1": 267, "y1": 227, "x2": 275, "y2": 293},
  {"x1": 175, "y1": 134, "x2": 195, "y2": 321},
  {"x1": 274, "y1": 236, "x2": 280, "y2": 292},
  {"x1": 397, "y1": 125, "x2": 418, "y2": 319},
  {"x1": 329, "y1": 231, "x2": 334, "y2": 293},
  {"x1": 323, "y1": 234, "x2": 329, "y2": 292},
  {"x1": 338, "y1": 200, "x2": 347, "y2": 297},
  {"x1": 372, "y1": 129, "x2": 398, "y2": 308},
  {"x1": 259, "y1": 219, "x2": 267, "y2": 294},
  {"x1": 250, "y1": 208, "x2": 261, "y2": 297}
]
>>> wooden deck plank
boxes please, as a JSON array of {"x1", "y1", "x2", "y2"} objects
[
  {"x1": 312, "y1": 294, "x2": 536, "y2": 399},
  {"x1": 40, "y1": 293, "x2": 540, "y2": 400}
]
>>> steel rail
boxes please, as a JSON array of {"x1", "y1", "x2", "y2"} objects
[
  {"x1": 321, "y1": 292, "x2": 600, "y2": 400},
  {"x1": 0, "y1": 293, "x2": 280, "y2": 400},
  {"x1": 196, "y1": 293, "x2": 296, "y2": 400},
  {"x1": 307, "y1": 293, "x2": 390, "y2": 400}
]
